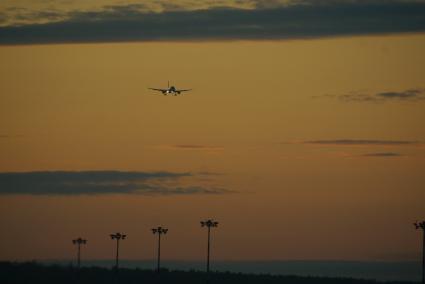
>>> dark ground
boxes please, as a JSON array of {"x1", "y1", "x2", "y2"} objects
[{"x1": 0, "y1": 261, "x2": 419, "y2": 284}]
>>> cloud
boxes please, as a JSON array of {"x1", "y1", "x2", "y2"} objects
[
  {"x1": 157, "y1": 145, "x2": 224, "y2": 154},
  {"x1": 288, "y1": 139, "x2": 420, "y2": 158},
  {"x1": 0, "y1": 171, "x2": 233, "y2": 196},
  {"x1": 376, "y1": 89, "x2": 425, "y2": 100},
  {"x1": 360, "y1": 152, "x2": 403, "y2": 157},
  {"x1": 301, "y1": 139, "x2": 420, "y2": 146},
  {"x1": 170, "y1": 145, "x2": 224, "y2": 150},
  {"x1": 322, "y1": 89, "x2": 425, "y2": 103},
  {"x1": 1, "y1": 0, "x2": 425, "y2": 44}
]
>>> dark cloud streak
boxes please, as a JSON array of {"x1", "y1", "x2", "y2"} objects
[
  {"x1": 376, "y1": 89, "x2": 425, "y2": 100},
  {"x1": 330, "y1": 89, "x2": 425, "y2": 103},
  {"x1": 0, "y1": 171, "x2": 232, "y2": 196},
  {"x1": 302, "y1": 139, "x2": 420, "y2": 146},
  {"x1": 360, "y1": 152, "x2": 403, "y2": 157},
  {"x1": 1, "y1": 1, "x2": 425, "y2": 44},
  {"x1": 171, "y1": 145, "x2": 223, "y2": 150}
]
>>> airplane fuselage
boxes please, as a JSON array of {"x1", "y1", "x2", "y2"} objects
[{"x1": 163, "y1": 86, "x2": 180, "y2": 95}]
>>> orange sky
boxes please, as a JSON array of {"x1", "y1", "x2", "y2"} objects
[{"x1": 0, "y1": 34, "x2": 425, "y2": 262}]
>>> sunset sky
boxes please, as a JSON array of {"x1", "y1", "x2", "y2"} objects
[{"x1": 0, "y1": 0, "x2": 424, "y2": 263}]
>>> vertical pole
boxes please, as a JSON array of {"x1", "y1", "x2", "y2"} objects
[
  {"x1": 422, "y1": 229, "x2": 424, "y2": 284},
  {"x1": 77, "y1": 243, "x2": 81, "y2": 269},
  {"x1": 207, "y1": 226, "x2": 211, "y2": 274},
  {"x1": 157, "y1": 233, "x2": 161, "y2": 273},
  {"x1": 116, "y1": 239, "x2": 120, "y2": 270}
]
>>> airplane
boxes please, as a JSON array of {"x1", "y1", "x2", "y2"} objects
[{"x1": 148, "y1": 81, "x2": 192, "y2": 96}]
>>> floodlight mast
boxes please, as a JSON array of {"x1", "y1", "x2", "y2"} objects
[
  {"x1": 72, "y1": 237, "x2": 87, "y2": 269},
  {"x1": 200, "y1": 219, "x2": 219, "y2": 280},
  {"x1": 152, "y1": 226, "x2": 168, "y2": 273},
  {"x1": 415, "y1": 221, "x2": 425, "y2": 284},
  {"x1": 110, "y1": 232, "x2": 126, "y2": 270}
]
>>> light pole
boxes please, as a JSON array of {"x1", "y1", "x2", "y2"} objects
[
  {"x1": 201, "y1": 219, "x2": 218, "y2": 280},
  {"x1": 110, "y1": 232, "x2": 126, "y2": 270},
  {"x1": 72, "y1": 237, "x2": 87, "y2": 269},
  {"x1": 415, "y1": 221, "x2": 425, "y2": 284},
  {"x1": 152, "y1": 226, "x2": 168, "y2": 273}
]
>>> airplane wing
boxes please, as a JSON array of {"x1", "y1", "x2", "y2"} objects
[
  {"x1": 148, "y1": 88, "x2": 167, "y2": 92},
  {"x1": 176, "y1": 89, "x2": 192, "y2": 92}
]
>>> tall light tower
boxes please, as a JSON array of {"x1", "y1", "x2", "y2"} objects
[
  {"x1": 110, "y1": 232, "x2": 126, "y2": 270},
  {"x1": 72, "y1": 237, "x2": 87, "y2": 269},
  {"x1": 152, "y1": 226, "x2": 168, "y2": 273},
  {"x1": 414, "y1": 221, "x2": 425, "y2": 284},
  {"x1": 201, "y1": 219, "x2": 219, "y2": 278}
]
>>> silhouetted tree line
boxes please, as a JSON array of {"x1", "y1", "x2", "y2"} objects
[{"x1": 0, "y1": 261, "x2": 418, "y2": 284}]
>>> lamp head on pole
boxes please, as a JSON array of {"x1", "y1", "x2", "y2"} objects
[
  {"x1": 201, "y1": 219, "x2": 219, "y2": 228},
  {"x1": 152, "y1": 226, "x2": 168, "y2": 235},
  {"x1": 72, "y1": 237, "x2": 87, "y2": 245},
  {"x1": 414, "y1": 221, "x2": 425, "y2": 230},
  {"x1": 110, "y1": 232, "x2": 126, "y2": 240}
]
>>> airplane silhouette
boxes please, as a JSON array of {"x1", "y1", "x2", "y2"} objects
[{"x1": 148, "y1": 81, "x2": 192, "y2": 96}]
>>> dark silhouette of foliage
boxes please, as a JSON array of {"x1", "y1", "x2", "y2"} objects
[{"x1": 0, "y1": 261, "x2": 419, "y2": 284}]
